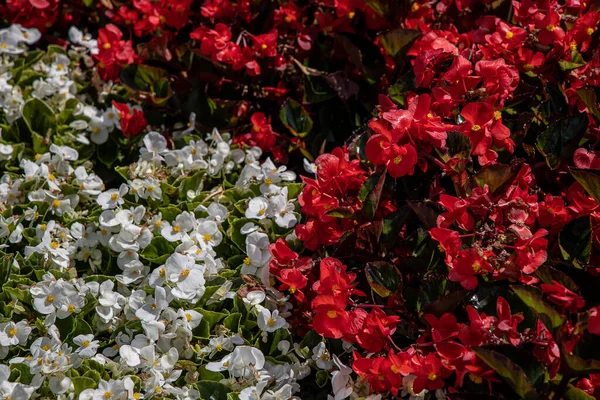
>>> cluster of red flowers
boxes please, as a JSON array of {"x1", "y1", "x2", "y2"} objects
[
  {"x1": 112, "y1": 101, "x2": 148, "y2": 138},
  {"x1": 295, "y1": 147, "x2": 368, "y2": 250},
  {"x1": 232, "y1": 113, "x2": 284, "y2": 159},
  {"x1": 95, "y1": 25, "x2": 136, "y2": 81},
  {"x1": 431, "y1": 168, "x2": 600, "y2": 289},
  {"x1": 190, "y1": 25, "x2": 280, "y2": 77}
]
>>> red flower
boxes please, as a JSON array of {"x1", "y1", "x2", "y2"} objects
[
  {"x1": 112, "y1": 101, "x2": 147, "y2": 138},
  {"x1": 253, "y1": 29, "x2": 278, "y2": 57},
  {"x1": 540, "y1": 280, "x2": 585, "y2": 312},
  {"x1": 412, "y1": 353, "x2": 447, "y2": 394},
  {"x1": 278, "y1": 268, "x2": 308, "y2": 302},
  {"x1": 460, "y1": 102, "x2": 510, "y2": 156},
  {"x1": 424, "y1": 313, "x2": 459, "y2": 342},
  {"x1": 449, "y1": 248, "x2": 493, "y2": 290},
  {"x1": 429, "y1": 228, "x2": 461, "y2": 263},
  {"x1": 437, "y1": 194, "x2": 474, "y2": 231},
  {"x1": 538, "y1": 195, "x2": 568, "y2": 228},
  {"x1": 355, "y1": 308, "x2": 400, "y2": 352},
  {"x1": 514, "y1": 229, "x2": 548, "y2": 274},
  {"x1": 494, "y1": 296, "x2": 524, "y2": 346},
  {"x1": 312, "y1": 295, "x2": 350, "y2": 339}
]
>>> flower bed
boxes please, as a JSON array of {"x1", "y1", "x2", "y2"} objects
[{"x1": 2, "y1": 1, "x2": 600, "y2": 399}]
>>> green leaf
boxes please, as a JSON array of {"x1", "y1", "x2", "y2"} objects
[
  {"x1": 227, "y1": 218, "x2": 252, "y2": 252},
  {"x1": 445, "y1": 131, "x2": 472, "y2": 158},
  {"x1": 324, "y1": 207, "x2": 355, "y2": 219},
  {"x1": 577, "y1": 87, "x2": 600, "y2": 120},
  {"x1": 159, "y1": 206, "x2": 183, "y2": 222},
  {"x1": 511, "y1": 285, "x2": 565, "y2": 335},
  {"x1": 359, "y1": 168, "x2": 386, "y2": 219},
  {"x1": 559, "y1": 216, "x2": 592, "y2": 268},
  {"x1": 562, "y1": 345, "x2": 600, "y2": 376},
  {"x1": 473, "y1": 163, "x2": 517, "y2": 195},
  {"x1": 559, "y1": 60, "x2": 586, "y2": 71},
  {"x1": 195, "y1": 308, "x2": 227, "y2": 328},
  {"x1": 22, "y1": 98, "x2": 56, "y2": 137},
  {"x1": 316, "y1": 370, "x2": 329, "y2": 387},
  {"x1": 196, "y1": 381, "x2": 231, "y2": 400},
  {"x1": 380, "y1": 206, "x2": 411, "y2": 251},
  {"x1": 564, "y1": 385, "x2": 595, "y2": 400},
  {"x1": 422, "y1": 290, "x2": 469, "y2": 317},
  {"x1": 303, "y1": 75, "x2": 336, "y2": 104},
  {"x1": 365, "y1": 261, "x2": 402, "y2": 298},
  {"x1": 537, "y1": 113, "x2": 588, "y2": 169},
  {"x1": 140, "y1": 237, "x2": 176, "y2": 264},
  {"x1": 570, "y1": 168, "x2": 600, "y2": 207},
  {"x1": 280, "y1": 99, "x2": 313, "y2": 138},
  {"x1": 10, "y1": 363, "x2": 33, "y2": 384},
  {"x1": 379, "y1": 29, "x2": 421, "y2": 63},
  {"x1": 72, "y1": 376, "x2": 97, "y2": 396},
  {"x1": 223, "y1": 313, "x2": 242, "y2": 332},
  {"x1": 97, "y1": 136, "x2": 119, "y2": 167},
  {"x1": 474, "y1": 347, "x2": 538, "y2": 399},
  {"x1": 119, "y1": 64, "x2": 173, "y2": 104},
  {"x1": 336, "y1": 33, "x2": 385, "y2": 84}
]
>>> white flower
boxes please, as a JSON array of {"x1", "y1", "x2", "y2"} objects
[
  {"x1": 135, "y1": 286, "x2": 169, "y2": 322},
  {"x1": 304, "y1": 158, "x2": 317, "y2": 174},
  {"x1": 269, "y1": 191, "x2": 297, "y2": 228},
  {"x1": 195, "y1": 220, "x2": 222, "y2": 248},
  {"x1": 0, "y1": 30, "x2": 23, "y2": 55},
  {"x1": 165, "y1": 253, "x2": 206, "y2": 301},
  {"x1": 257, "y1": 308, "x2": 286, "y2": 333},
  {"x1": 80, "y1": 379, "x2": 127, "y2": 400},
  {"x1": 206, "y1": 346, "x2": 265, "y2": 378},
  {"x1": 9, "y1": 24, "x2": 41, "y2": 45},
  {"x1": 311, "y1": 342, "x2": 333, "y2": 370},
  {"x1": 74, "y1": 334, "x2": 100, "y2": 358},
  {"x1": 244, "y1": 290, "x2": 266, "y2": 305},
  {"x1": 161, "y1": 211, "x2": 195, "y2": 242},
  {"x1": 0, "y1": 321, "x2": 31, "y2": 347},
  {"x1": 97, "y1": 184, "x2": 128, "y2": 210},
  {"x1": 0, "y1": 143, "x2": 13, "y2": 161},
  {"x1": 246, "y1": 197, "x2": 270, "y2": 220},
  {"x1": 177, "y1": 309, "x2": 203, "y2": 330},
  {"x1": 68, "y1": 26, "x2": 98, "y2": 54}
]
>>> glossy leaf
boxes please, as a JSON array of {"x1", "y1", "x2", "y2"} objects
[
  {"x1": 571, "y1": 168, "x2": 600, "y2": 206},
  {"x1": 559, "y1": 216, "x2": 592, "y2": 268},
  {"x1": 473, "y1": 347, "x2": 538, "y2": 399},
  {"x1": 511, "y1": 285, "x2": 565, "y2": 335},
  {"x1": 22, "y1": 98, "x2": 56, "y2": 137},
  {"x1": 366, "y1": 261, "x2": 402, "y2": 298},
  {"x1": 536, "y1": 113, "x2": 588, "y2": 169},
  {"x1": 359, "y1": 168, "x2": 386, "y2": 219},
  {"x1": 280, "y1": 99, "x2": 313, "y2": 138}
]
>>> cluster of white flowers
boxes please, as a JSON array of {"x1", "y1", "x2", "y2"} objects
[
  {"x1": 0, "y1": 24, "x2": 133, "y2": 149},
  {"x1": 0, "y1": 120, "x2": 324, "y2": 399}
]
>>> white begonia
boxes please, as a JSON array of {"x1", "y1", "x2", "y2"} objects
[
  {"x1": 195, "y1": 219, "x2": 222, "y2": 248},
  {"x1": 80, "y1": 379, "x2": 128, "y2": 400},
  {"x1": 257, "y1": 308, "x2": 286, "y2": 333},
  {"x1": 0, "y1": 143, "x2": 13, "y2": 161},
  {"x1": 97, "y1": 184, "x2": 128, "y2": 210},
  {"x1": 68, "y1": 26, "x2": 98, "y2": 54},
  {"x1": 9, "y1": 24, "x2": 42, "y2": 45},
  {"x1": 206, "y1": 346, "x2": 266, "y2": 379},
  {"x1": 73, "y1": 334, "x2": 100, "y2": 358},
  {"x1": 165, "y1": 253, "x2": 206, "y2": 301},
  {"x1": 311, "y1": 342, "x2": 334, "y2": 370},
  {"x1": 246, "y1": 197, "x2": 270, "y2": 220},
  {"x1": 161, "y1": 211, "x2": 195, "y2": 242},
  {"x1": 0, "y1": 321, "x2": 31, "y2": 347}
]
